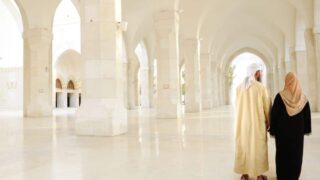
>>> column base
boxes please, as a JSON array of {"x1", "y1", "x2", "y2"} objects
[
  {"x1": 24, "y1": 104, "x2": 52, "y2": 117},
  {"x1": 201, "y1": 100, "x2": 212, "y2": 110},
  {"x1": 156, "y1": 102, "x2": 179, "y2": 119},
  {"x1": 185, "y1": 103, "x2": 200, "y2": 113},
  {"x1": 76, "y1": 98, "x2": 127, "y2": 136}
]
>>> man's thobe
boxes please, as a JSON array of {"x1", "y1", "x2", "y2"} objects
[{"x1": 234, "y1": 81, "x2": 271, "y2": 177}]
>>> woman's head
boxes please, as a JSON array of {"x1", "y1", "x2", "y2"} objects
[{"x1": 284, "y1": 72, "x2": 302, "y2": 94}]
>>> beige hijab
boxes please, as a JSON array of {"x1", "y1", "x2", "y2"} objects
[{"x1": 280, "y1": 72, "x2": 308, "y2": 116}]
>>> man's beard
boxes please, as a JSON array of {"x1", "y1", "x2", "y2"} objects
[{"x1": 256, "y1": 77, "x2": 262, "y2": 82}]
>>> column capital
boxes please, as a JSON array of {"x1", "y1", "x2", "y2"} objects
[
  {"x1": 23, "y1": 28, "x2": 53, "y2": 50},
  {"x1": 23, "y1": 28, "x2": 53, "y2": 41}
]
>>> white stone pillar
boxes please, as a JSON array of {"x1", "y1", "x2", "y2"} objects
[
  {"x1": 278, "y1": 60, "x2": 286, "y2": 89},
  {"x1": 154, "y1": 10, "x2": 181, "y2": 118},
  {"x1": 139, "y1": 68, "x2": 152, "y2": 108},
  {"x1": 314, "y1": 36, "x2": 320, "y2": 111},
  {"x1": 69, "y1": 91, "x2": 79, "y2": 108},
  {"x1": 313, "y1": 1, "x2": 320, "y2": 111},
  {"x1": 289, "y1": 47, "x2": 298, "y2": 74},
  {"x1": 217, "y1": 68, "x2": 225, "y2": 106},
  {"x1": 57, "y1": 90, "x2": 67, "y2": 108},
  {"x1": 76, "y1": 0, "x2": 127, "y2": 136},
  {"x1": 200, "y1": 53, "x2": 212, "y2": 110},
  {"x1": 296, "y1": 50, "x2": 311, "y2": 101},
  {"x1": 183, "y1": 39, "x2": 201, "y2": 112},
  {"x1": 305, "y1": 29, "x2": 318, "y2": 111},
  {"x1": 267, "y1": 72, "x2": 274, "y2": 98},
  {"x1": 126, "y1": 60, "x2": 139, "y2": 109},
  {"x1": 23, "y1": 28, "x2": 53, "y2": 117},
  {"x1": 211, "y1": 62, "x2": 219, "y2": 107}
]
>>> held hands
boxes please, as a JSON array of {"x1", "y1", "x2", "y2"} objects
[{"x1": 265, "y1": 121, "x2": 270, "y2": 131}]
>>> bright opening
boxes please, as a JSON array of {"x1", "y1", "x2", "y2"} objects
[
  {"x1": 135, "y1": 42, "x2": 150, "y2": 108},
  {"x1": 52, "y1": 0, "x2": 81, "y2": 111},
  {"x1": 229, "y1": 52, "x2": 267, "y2": 105},
  {"x1": 0, "y1": 0, "x2": 23, "y2": 111}
]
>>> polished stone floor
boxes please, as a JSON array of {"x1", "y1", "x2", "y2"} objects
[{"x1": 0, "y1": 106, "x2": 319, "y2": 180}]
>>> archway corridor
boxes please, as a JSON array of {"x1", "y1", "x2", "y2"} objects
[{"x1": 0, "y1": 0, "x2": 320, "y2": 178}]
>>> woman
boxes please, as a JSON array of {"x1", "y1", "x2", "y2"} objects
[{"x1": 270, "y1": 72, "x2": 312, "y2": 180}]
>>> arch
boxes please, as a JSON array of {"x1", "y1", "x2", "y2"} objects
[
  {"x1": 52, "y1": 0, "x2": 81, "y2": 27},
  {"x1": 56, "y1": 79, "x2": 62, "y2": 89},
  {"x1": 135, "y1": 41, "x2": 149, "y2": 68},
  {"x1": 209, "y1": 13, "x2": 285, "y2": 59},
  {"x1": 55, "y1": 49, "x2": 82, "y2": 85},
  {"x1": 0, "y1": 0, "x2": 24, "y2": 111},
  {"x1": 225, "y1": 52, "x2": 268, "y2": 105},
  {"x1": 215, "y1": 35, "x2": 279, "y2": 69},
  {"x1": 222, "y1": 47, "x2": 272, "y2": 74},
  {"x1": 134, "y1": 41, "x2": 152, "y2": 108},
  {"x1": 0, "y1": 0, "x2": 25, "y2": 32},
  {"x1": 220, "y1": 47, "x2": 274, "y2": 104},
  {"x1": 197, "y1": 0, "x2": 311, "y2": 39},
  {"x1": 67, "y1": 80, "x2": 75, "y2": 90},
  {"x1": 52, "y1": 0, "x2": 81, "y2": 62}
]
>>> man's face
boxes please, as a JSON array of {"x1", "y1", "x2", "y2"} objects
[{"x1": 255, "y1": 70, "x2": 262, "y2": 82}]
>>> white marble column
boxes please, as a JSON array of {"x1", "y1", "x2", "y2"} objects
[
  {"x1": 313, "y1": 1, "x2": 320, "y2": 111},
  {"x1": 183, "y1": 39, "x2": 201, "y2": 112},
  {"x1": 23, "y1": 28, "x2": 53, "y2": 117},
  {"x1": 76, "y1": 0, "x2": 127, "y2": 136},
  {"x1": 200, "y1": 53, "x2": 212, "y2": 110},
  {"x1": 154, "y1": 10, "x2": 181, "y2": 118},
  {"x1": 289, "y1": 47, "x2": 298, "y2": 74},
  {"x1": 314, "y1": 34, "x2": 320, "y2": 111},
  {"x1": 305, "y1": 29, "x2": 318, "y2": 111},
  {"x1": 126, "y1": 60, "x2": 139, "y2": 109},
  {"x1": 139, "y1": 68, "x2": 152, "y2": 108},
  {"x1": 278, "y1": 60, "x2": 286, "y2": 89},
  {"x1": 267, "y1": 71, "x2": 274, "y2": 98},
  {"x1": 56, "y1": 90, "x2": 67, "y2": 108},
  {"x1": 211, "y1": 62, "x2": 219, "y2": 107},
  {"x1": 296, "y1": 50, "x2": 311, "y2": 102},
  {"x1": 217, "y1": 68, "x2": 225, "y2": 106}
]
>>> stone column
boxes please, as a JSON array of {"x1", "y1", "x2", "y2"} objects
[
  {"x1": 57, "y1": 90, "x2": 67, "y2": 108},
  {"x1": 76, "y1": 0, "x2": 127, "y2": 136},
  {"x1": 278, "y1": 60, "x2": 286, "y2": 89},
  {"x1": 296, "y1": 50, "x2": 311, "y2": 102},
  {"x1": 200, "y1": 53, "x2": 212, "y2": 110},
  {"x1": 154, "y1": 10, "x2": 181, "y2": 118},
  {"x1": 313, "y1": 1, "x2": 320, "y2": 111},
  {"x1": 211, "y1": 62, "x2": 219, "y2": 107},
  {"x1": 305, "y1": 29, "x2": 318, "y2": 111},
  {"x1": 126, "y1": 59, "x2": 139, "y2": 109},
  {"x1": 267, "y1": 71, "x2": 274, "y2": 98},
  {"x1": 182, "y1": 39, "x2": 201, "y2": 112},
  {"x1": 139, "y1": 68, "x2": 152, "y2": 108},
  {"x1": 23, "y1": 28, "x2": 53, "y2": 117},
  {"x1": 217, "y1": 68, "x2": 225, "y2": 106},
  {"x1": 289, "y1": 47, "x2": 298, "y2": 74}
]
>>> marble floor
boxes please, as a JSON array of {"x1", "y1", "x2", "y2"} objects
[{"x1": 0, "y1": 107, "x2": 319, "y2": 180}]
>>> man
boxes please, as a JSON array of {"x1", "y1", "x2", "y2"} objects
[{"x1": 234, "y1": 63, "x2": 271, "y2": 180}]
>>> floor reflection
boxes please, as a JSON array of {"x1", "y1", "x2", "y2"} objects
[{"x1": 0, "y1": 107, "x2": 318, "y2": 179}]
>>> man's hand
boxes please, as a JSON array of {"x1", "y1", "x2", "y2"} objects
[{"x1": 265, "y1": 121, "x2": 270, "y2": 131}]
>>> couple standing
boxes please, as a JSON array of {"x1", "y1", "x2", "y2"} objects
[{"x1": 234, "y1": 64, "x2": 312, "y2": 180}]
